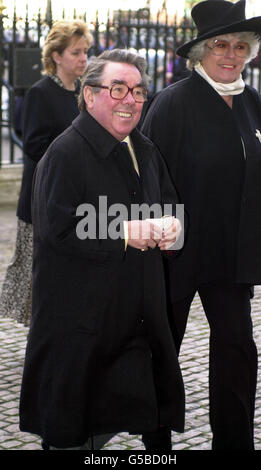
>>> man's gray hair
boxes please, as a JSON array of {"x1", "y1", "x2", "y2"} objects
[
  {"x1": 78, "y1": 48, "x2": 149, "y2": 111},
  {"x1": 187, "y1": 31, "x2": 260, "y2": 70}
]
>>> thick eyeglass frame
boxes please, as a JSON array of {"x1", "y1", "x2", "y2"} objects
[
  {"x1": 88, "y1": 83, "x2": 148, "y2": 103},
  {"x1": 206, "y1": 39, "x2": 250, "y2": 58}
]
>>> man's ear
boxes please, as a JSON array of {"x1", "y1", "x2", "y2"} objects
[{"x1": 83, "y1": 86, "x2": 95, "y2": 109}]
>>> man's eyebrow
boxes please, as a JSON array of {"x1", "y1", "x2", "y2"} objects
[
  {"x1": 110, "y1": 79, "x2": 126, "y2": 84},
  {"x1": 110, "y1": 79, "x2": 144, "y2": 87}
]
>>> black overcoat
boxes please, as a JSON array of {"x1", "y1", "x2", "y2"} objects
[
  {"x1": 142, "y1": 71, "x2": 261, "y2": 301},
  {"x1": 19, "y1": 110, "x2": 185, "y2": 448},
  {"x1": 17, "y1": 76, "x2": 80, "y2": 223}
]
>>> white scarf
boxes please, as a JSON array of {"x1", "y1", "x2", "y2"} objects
[{"x1": 195, "y1": 63, "x2": 245, "y2": 96}]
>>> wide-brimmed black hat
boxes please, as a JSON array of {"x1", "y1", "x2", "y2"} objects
[{"x1": 177, "y1": 0, "x2": 261, "y2": 58}]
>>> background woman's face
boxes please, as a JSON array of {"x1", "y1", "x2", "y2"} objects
[
  {"x1": 54, "y1": 35, "x2": 88, "y2": 80},
  {"x1": 201, "y1": 34, "x2": 247, "y2": 83}
]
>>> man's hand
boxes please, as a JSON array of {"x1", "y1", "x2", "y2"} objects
[
  {"x1": 127, "y1": 220, "x2": 163, "y2": 251},
  {"x1": 126, "y1": 218, "x2": 182, "y2": 251},
  {"x1": 158, "y1": 218, "x2": 182, "y2": 250}
]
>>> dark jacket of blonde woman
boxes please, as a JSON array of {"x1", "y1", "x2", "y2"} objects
[
  {"x1": 17, "y1": 76, "x2": 80, "y2": 224},
  {"x1": 142, "y1": 70, "x2": 261, "y2": 302}
]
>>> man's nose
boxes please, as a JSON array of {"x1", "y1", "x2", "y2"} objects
[{"x1": 122, "y1": 90, "x2": 136, "y2": 105}]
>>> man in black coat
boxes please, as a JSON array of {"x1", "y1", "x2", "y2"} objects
[{"x1": 19, "y1": 48, "x2": 185, "y2": 450}]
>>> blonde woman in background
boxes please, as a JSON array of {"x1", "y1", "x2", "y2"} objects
[{"x1": 0, "y1": 20, "x2": 92, "y2": 326}]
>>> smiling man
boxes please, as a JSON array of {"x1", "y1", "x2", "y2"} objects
[
  {"x1": 19, "y1": 49, "x2": 185, "y2": 451},
  {"x1": 84, "y1": 61, "x2": 144, "y2": 141}
]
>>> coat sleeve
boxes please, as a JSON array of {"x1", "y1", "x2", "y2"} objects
[
  {"x1": 22, "y1": 85, "x2": 55, "y2": 163},
  {"x1": 32, "y1": 134, "x2": 125, "y2": 260},
  {"x1": 142, "y1": 89, "x2": 188, "y2": 252},
  {"x1": 141, "y1": 85, "x2": 186, "y2": 182},
  {"x1": 156, "y1": 147, "x2": 188, "y2": 254}
]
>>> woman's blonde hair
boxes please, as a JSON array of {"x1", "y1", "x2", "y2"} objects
[{"x1": 42, "y1": 20, "x2": 92, "y2": 75}]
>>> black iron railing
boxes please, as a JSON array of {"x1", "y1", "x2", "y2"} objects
[{"x1": 0, "y1": 3, "x2": 260, "y2": 166}]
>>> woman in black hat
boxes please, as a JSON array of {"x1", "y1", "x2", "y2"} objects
[{"x1": 142, "y1": 0, "x2": 261, "y2": 450}]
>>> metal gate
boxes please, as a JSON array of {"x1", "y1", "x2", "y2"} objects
[{"x1": 0, "y1": 2, "x2": 260, "y2": 166}]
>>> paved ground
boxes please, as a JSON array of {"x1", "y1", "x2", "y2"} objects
[{"x1": 0, "y1": 205, "x2": 260, "y2": 453}]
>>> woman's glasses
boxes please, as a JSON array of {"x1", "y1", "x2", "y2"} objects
[{"x1": 207, "y1": 39, "x2": 250, "y2": 58}]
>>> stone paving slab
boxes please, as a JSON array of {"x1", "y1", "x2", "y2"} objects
[{"x1": 0, "y1": 206, "x2": 260, "y2": 453}]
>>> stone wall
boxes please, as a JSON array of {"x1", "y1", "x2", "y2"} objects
[{"x1": 0, "y1": 165, "x2": 22, "y2": 207}]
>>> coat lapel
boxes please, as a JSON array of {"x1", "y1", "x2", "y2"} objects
[{"x1": 72, "y1": 110, "x2": 119, "y2": 158}]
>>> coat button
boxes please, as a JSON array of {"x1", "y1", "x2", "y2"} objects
[
  {"x1": 138, "y1": 316, "x2": 144, "y2": 324},
  {"x1": 131, "y1": 190, "x2": 137, "y2": 198}
]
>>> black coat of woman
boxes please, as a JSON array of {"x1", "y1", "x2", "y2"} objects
[
  {"x1": 142, "y1": 70, "x2": 261, "y2": 301},
  {"x1": 17, "y1": 76, "x2": 80, "y2": 223}
]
